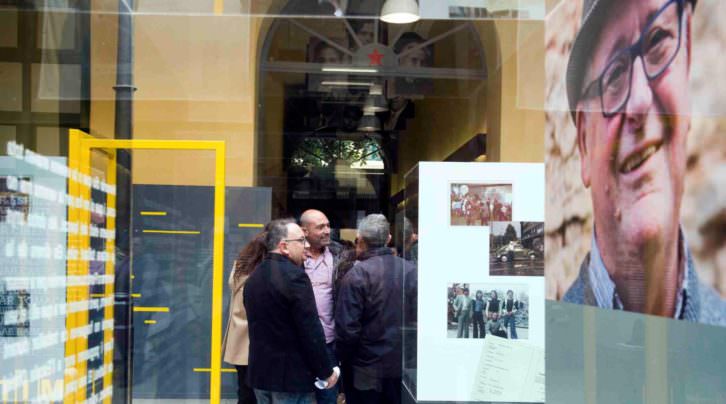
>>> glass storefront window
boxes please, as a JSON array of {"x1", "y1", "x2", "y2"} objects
[
  {"x1": 1, "y1": 1, "x2": 722, "y2": 404},
  {"x1": 12, "y1": 1, "x2": 540, "y2": 402}
]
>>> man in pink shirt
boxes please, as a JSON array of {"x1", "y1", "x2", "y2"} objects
[{"x1": 300, "y1": 209, "x2": 342, "y2": 404}]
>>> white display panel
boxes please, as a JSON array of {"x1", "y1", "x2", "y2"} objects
[{"x1": 415, "y1": 162, "x2": 544, "y2": 402}]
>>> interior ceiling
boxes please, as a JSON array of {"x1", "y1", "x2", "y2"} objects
[{"x1": 261, "y1": 0, "x2": 487, "y2": 80}]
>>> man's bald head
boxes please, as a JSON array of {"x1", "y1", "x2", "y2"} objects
[
  {"x1": 300, "y1": 209, "x2": 326, "y2": 226},
  {"x1": 300, "y1": 209, "x2": 331, "y2": 251}
]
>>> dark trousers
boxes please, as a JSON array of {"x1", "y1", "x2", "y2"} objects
[
  {"x1": 235, "y1": 365, "x2": 257, "y2": 404},
  {"x1": 345, "y1": 376, "x2": 401, "y2": 404},
  {"x1": 502, "y1": 313, "x2": 518, "y2": 339},
  {"x1": 472, "y1": 311, "x2": 486, "y2": 338},
  {"x1": 315, "y1": 343, "x2": 339, "y2": 404}
]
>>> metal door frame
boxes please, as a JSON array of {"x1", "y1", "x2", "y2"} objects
[{"x1": 67, "y1": 129, "x2": 226, "y2": 403}]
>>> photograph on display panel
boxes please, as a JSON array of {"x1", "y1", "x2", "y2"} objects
[
  {"x1": 545, "y1": 0, "x2": 726, "y2": 325},
  {"x1": 490, "y1": 221, "x2": 544, "y2": 277},
  {"x1": 0, "y1": 176, "x2": 30, "y2": 222},
  {"x1": 447, "y1": 283, "x2": 529, "y2": 340},
  {"x1": 0, "y1": 283, "x2": 30, "y2": 337},
  {"x1": 450, "y1": 183, "x2": 512, "y2": 226}
]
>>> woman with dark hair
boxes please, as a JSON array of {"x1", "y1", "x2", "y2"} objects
[
  {"x1": 222, "y1": 231, "x2": 268, "y2": 404},
  {"x1": 486, "y1": 290, "x2": 507, "y2": 338},
  {"x1": 334, "y1": 241, "x2": 357, "y2": 289},
  {"x1": 486, "y1": 290, "x2": 501, "y2": 321}
]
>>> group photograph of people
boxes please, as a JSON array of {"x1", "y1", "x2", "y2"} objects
[
  {"x1": 446, "y1": 284, "x2": 529, "y2": 340},
  {"x1": 450, "y1": 183, "x2": 513, "y2": 226},
  {"x1": 222, "y1": 210, "x2": 417, "y2": 404}
]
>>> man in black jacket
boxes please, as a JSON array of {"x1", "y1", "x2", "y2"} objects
[
  {"x1": 335, "y1": 214, "x2": 416, "y2": 404},
  {"x1": 244, "y1": 219, "x2": 339, "y2": 403}
]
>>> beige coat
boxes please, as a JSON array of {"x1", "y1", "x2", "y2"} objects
[{"x1": 222, "y1": 268, "x2": 250, "y2": 366}]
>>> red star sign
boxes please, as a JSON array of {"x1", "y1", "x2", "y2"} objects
[{"x1": 367, "y1": 48, "x2": 384, "y2": 66}]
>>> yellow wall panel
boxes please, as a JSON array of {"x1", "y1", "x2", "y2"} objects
[
  {"x1": 491, "y1": 19, "x2": 545, "y2": 164},
  {"x1": 90, "y1": 3, "x2": 260, "y2": 187}
]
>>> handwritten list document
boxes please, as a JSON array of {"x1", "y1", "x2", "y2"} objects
[{"x1": 471, "y1": 337, "x2": 545, "y2": 402}]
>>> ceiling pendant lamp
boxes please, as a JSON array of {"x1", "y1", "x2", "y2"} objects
[
  {"x1": 363, "y1": 84, "x2": 388, "y2": 112},
  {"x1": 380, "y1": 0, "x2": 420, "y2": 24},
  {"x1": 357, "y1": 110, "x2": 381, "y2": 132}
]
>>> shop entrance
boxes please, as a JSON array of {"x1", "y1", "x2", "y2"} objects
[{"x1": 256, "y1": 2, "x2": 489, "y2": 234}]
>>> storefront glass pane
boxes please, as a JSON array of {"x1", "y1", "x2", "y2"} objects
[{"x1": 2, "y1": 1, "x2": 723, "y2": 404}]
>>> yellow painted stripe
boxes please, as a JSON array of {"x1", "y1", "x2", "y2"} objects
[
  {"x1": 131, "y1": 293, "x2": 141, "y2": 298},
  {"x1": 140, "y1": 211, "x2": 167, "y2": 216},
  {"x1": 77, "y1": 133, "x2": 227, "y2": 404},
  {"x1": 66, "y1": 129, "x2": 93, "y2": 403},
  {"x1": 142, "y1": 229, "x2": 200, "y2": 235},
  {"x1": 133, "y1": 306, "x2": 169, "y2": 313},
  {"x1": 213, "y1": 0, "x2": 223, "y2": 15},
  {"x1": 193, "y1": 368, "x2": 236, "y2": 373},
  {"x1": 210, "y1": 142, "x2": 227, "y2": 402},
  {"x1": 103, "y1": 149, "x2": 117, "y2": 404},
  {"x1": 144, "y1": 320, "x2": 156, "y2": 325},
  {"x1": 238, "y1": 223, "x2": 264, "y2": 228},
  {"x1": 83, "y1": 139, "x2": 224, "y2": 151},
  {"x1": 90, "y1": 293, "x2": 107, "y2": 298}
]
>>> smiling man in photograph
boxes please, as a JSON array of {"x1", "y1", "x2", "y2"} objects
[{"x1": 563, "y1": 0, "x2": 725, "y2": 324}]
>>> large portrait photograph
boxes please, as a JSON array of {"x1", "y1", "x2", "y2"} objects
[
  {"x1": 306, "y1": 36, "x2": 349, "y2": 94},
  {"x1": 545, "y1": 0, "x2": 726, "y2": 325},
  {"x1": 389, "y1": 31, "x2": 434, "y2": 98}
]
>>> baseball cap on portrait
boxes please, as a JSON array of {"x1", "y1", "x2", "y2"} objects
[{"x1": 565, "y1": 0, "x2": 698, "y2": 122}]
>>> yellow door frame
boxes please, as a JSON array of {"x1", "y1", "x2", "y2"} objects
[{"x1": 67, "y1": 129, "x2": 226, "y2": 404}]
